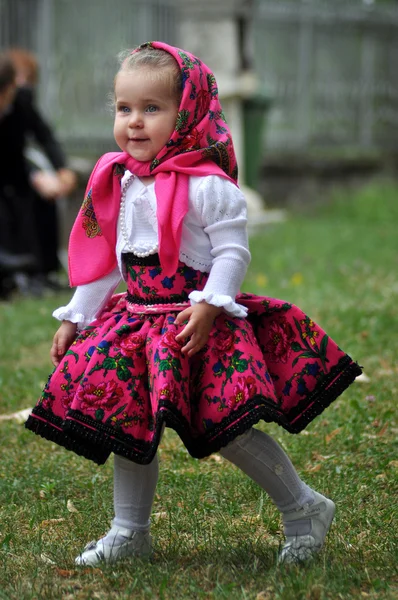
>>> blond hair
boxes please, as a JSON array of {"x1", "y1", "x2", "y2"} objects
[{"x1": 117, "y1": 46, "x2": 182, "y2": 103}]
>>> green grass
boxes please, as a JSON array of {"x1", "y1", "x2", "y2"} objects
[{"x1": 0, "y1": 179, "x2": 397, "y2": 599}]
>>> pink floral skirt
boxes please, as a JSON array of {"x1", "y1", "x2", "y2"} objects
[{"x1": 25, "y1": 254, "x2": 361, "y2": 465}]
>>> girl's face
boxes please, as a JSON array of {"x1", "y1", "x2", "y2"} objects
[{"x1": 113, "y1": 68, "x2": 179, "y2": 162}]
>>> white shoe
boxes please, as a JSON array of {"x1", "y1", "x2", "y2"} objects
[
  {"x1": 75, "y1": 524, "x2": 152, "y2": 567},
  {"x1": 278, "y1": 491, "x2": 335, "y2": 564}
]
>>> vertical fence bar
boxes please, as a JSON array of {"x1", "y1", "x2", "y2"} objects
[
  {"x1": 0, "y1": 0, "x2": 12, "y2": 47},
  {"x1": 0, "y1": 0, "x2": 38, "y2": 51},
  {"x1": 296, "y1": 3, "x2": 313, "y2": 146},
  {"x1": 359, "y1": 28, "x2": 375, "y2": 148},
  {"x1": 35, "y1": 0, "x2": 54, "y2": 117},
  {"x1": 0, "y1": 0, "x2": 5, "y2": 48}
]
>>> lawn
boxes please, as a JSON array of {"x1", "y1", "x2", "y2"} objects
[{"x1": 0, "y1": 180, "x2": 397, "y2": 599}]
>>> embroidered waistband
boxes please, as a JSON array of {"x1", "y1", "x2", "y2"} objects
[
  {"x1": 126, "y1": 300, "x2": 190, "y2": 315},
  {"x1": 126, "y1": 289, "x2": 189, "y2": 314}
]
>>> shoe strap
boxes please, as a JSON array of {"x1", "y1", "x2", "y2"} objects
[
  {"x1": 283, "y1": 500, "x2": 326, "y2": 522},
  {"x1": 109, "y1": 521, "x2": 146, "y2": 539},
  {"x1": 83, "y1": 539, "x2": 98, "y2": 551}
]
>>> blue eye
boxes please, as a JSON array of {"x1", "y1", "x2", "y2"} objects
[
  {"x1": 118, "y1": 106, "x2": 130, "y2": 114},
  {"x1": 146, "y1": 105, "x2": 158, "y2": 113}
]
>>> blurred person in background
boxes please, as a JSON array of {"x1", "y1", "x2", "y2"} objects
[
  {"x1": 0, "y1": 49, "x2": 76, "y2": 298},
  {"x1": 0, "y1": 53, "x2": 37, "y2": 299}
]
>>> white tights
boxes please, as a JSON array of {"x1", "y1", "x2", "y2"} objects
[
  {"x1": 219, "y1": 428, "x2": 314, "y2": 513},
  {"x1": 103, "y1": 427, "x2": 314, "y2": 546},
  {"x1": 112, "y1": 453, "x2": 159, "y2": 532}
]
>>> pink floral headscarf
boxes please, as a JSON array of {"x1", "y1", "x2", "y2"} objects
[{"x1": 68, "y1": 41, "x2": 238, "y2": 285}]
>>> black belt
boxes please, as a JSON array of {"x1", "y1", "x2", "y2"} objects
[{"x1": 123, "y1": 253, "x2": 161, "y2": 267}]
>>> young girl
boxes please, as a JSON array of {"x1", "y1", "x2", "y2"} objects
[{"x1": 25, "y1": 42, "x2": 361, "y2": 567}]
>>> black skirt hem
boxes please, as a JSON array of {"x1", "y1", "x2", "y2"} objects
[{"x1": 24, "y1": 415, "x2": 111, "y2": 465}]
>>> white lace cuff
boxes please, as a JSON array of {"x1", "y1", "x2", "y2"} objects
[
  {"x1": 52, "y1": 307, "x2": 95, "y2": 329},
  {"x1": 189, "y1": 290, "x2": 248, "y2": 318},
  {"x1": 52, "y1": 267, "x2": 122, "y2": 328}
]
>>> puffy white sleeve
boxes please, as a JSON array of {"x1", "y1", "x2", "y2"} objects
[
  {"x1": 52, "y1": 267, "x2": 122, "y2": 328},
  {"x1": 188, "y1": 176, "x2": 251, "y2": 318}
]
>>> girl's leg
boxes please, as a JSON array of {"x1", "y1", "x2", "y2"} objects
[
  {"x1": 219, "y1": 428, "x2": 335, "y2": 563},
  {"x1": 75, "y1": 454, "x2": 159, "y2": 566},
  {"x1": 111, "y1": 453, "x2": 159, "y2": 533},
  {"x1": 220, "y1": 428, "x2": 314, "y2": 512}
]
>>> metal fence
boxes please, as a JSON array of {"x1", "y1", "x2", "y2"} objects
[
  {"x1": 0, "y1": 0, "x2": 178, "y2": 154},
  {"x1": 1, "y1": 0, "x2": 398, "y2": 154},
  {"x1": 253, "y1": 0, "x2": 398, "y2": 151}
]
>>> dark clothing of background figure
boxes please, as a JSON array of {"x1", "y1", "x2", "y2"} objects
[
  {"x1": 0, "y1": 86, "x2": 66, "y2": 275},
  {"x1": 33, "y1": 195, "x2": 60, "y2": 274}
]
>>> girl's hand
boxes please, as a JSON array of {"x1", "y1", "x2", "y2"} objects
[
  {"x1": 50, "y1": 320, "x2": 78, "y2": 367},
  {"x1": 175, "y1": 302, "x2": 222, "y2": 357}
]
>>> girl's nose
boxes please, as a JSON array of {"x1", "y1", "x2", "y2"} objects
[{"x1": 128, "y1": 110, "x2": 143, "y2": 128}]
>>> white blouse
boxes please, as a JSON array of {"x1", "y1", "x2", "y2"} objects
[{"x1": 54, "y1": 171, "x2": 251, "y2": 326}]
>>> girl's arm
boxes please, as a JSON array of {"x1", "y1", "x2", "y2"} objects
[
  {"x1": 49, "y1": 267, "x2": 121, "y2": 365},
  {"x1": 175, "y1": 176, "x2": 251, "y2": 355},
  {"x1": 53, "y1": 267, "x2": 122, "y2": 329},
  {"x1": 189, "y1": 175, "x2": 251, "y2": 316}
]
